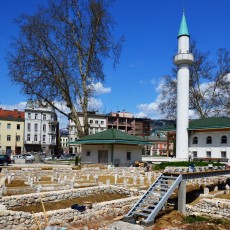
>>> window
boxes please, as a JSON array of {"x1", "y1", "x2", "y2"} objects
[
  {"x1": 192, "y1": 151, "x2": 197, "y2": 158},
  {"x1": 89, "y1": 120, "x2": 93, "y2": 124},
  {"x1": 17, "y1": 124, "x2": 20, "y2": 130},
  {"x1": 127, "y1": 152, "x2": 131, "y2": 160},
  {"x1": 34, "y1": 134, "x2": 38, "y2": 142},
  {"x1": 7, "y1": 135, "x2": 11, "y2": 141},
  {"x1": 206, "y1": 136, "x2": 212, "y2": 144},
  {"x1": 27, "y1": 134, "x2": 30, "y2": 141},
  {"x1": 7, "y1": 123, "x2": 11, "y2": 129},
  {"x1": 43, "y1": 135, "x2": 46, "y2": 143},
  {"x1": 35, "y1": 113, "x2": 38, "y2": 119},
  {"x1": 34, "y1": 123, "x2": 38, "y2": 132},
  {"x1": 221, "y1": 151, "x2": 226, "y2": 158},
  {"x1": 27, "y1": 123, "x2": 31, "y2": 131},
  {"x1": 0, "y1": 123, "x2": 1, "y2": 128},
  {"x1": 28, "y1": 113, "x2": 31, "y2": 119},
  {"x1": 206, "y1": 151, "x2": 211, "y2": 158},
  {"x1": 16, "y1": 135, "x2": 20, "y2": 141},
  {"x1": 192, "y1": 137, "x2": 198, "y2": 144},
  {"x1": 43, "y1": 124, "x2": 46, "y2": 132},
  {"x1": 87, "y1": 151, "x2": 90, "y2": 156},
  {"x1": 95, "y1": 120, "x2": 98, "y2": 124},
  {"x1": 43, "y1": 114, "x2": 46, "y2": 120},
  {"x1": 221, "y1": 135, "x2": 227, "y2": 144}
]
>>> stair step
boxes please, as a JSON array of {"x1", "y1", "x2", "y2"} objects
[
  {"x1": 161, "y1": 176, "x2": 179, "y2": 180},
  {"x1": 155, "y1": 183, "x2": 170, "y2": 187},
  {"x1": 143, "y1": 203, "x2": 157, "y2": 208},
  {"x1": 143, "y1": 198, "x2": 160, "y2": 203},
  {"x1": 137, "y1": 208, "x2": 153, "y2": 213},
  {"x1": 133, "y1": 211, "x2": 149, "y2": 217},
  {"x1": 143, "y1": 198, "x2": 159, "y2": 203},
  {"x1": 160, "y1": 187, "x2": 169, "y2": 191}
]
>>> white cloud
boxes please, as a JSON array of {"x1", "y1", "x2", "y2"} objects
[
  {"x1": 88, "y1": 97, "x2": 103, "y2": 111},
  {"x1": 135, "y1": 94, "x2": 164, "y2": 119},
  {"x1": 0, "y1": 102, "x2": 27, "y2": 111},
  {"x1": 91, "y1": 82, "x2": 111, "y2": 95}
]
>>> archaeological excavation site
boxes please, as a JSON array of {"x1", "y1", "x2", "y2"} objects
[{"x1": 1, "y1": 164, "x2": 230, "y2": 230}]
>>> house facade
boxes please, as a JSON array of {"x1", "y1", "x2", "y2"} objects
[
  {"x1": 188, "y1": 117, "x2": 230, "y2": 160},
  {"x1": 0, "y1": 108, "x2": 25, "y2": 155},
  {"x1": 24, "y1": 100, "x2": 58, "y2": 155}
]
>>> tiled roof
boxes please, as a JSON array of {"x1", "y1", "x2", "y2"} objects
[
  {"x1": 70, "y1": 128, "x2": 149, "y2": 145},
  {"x1": 188, "y1": 117, "x2": 230, "y2": 130},
  {"x1": 0, "y1": 109, "x2": 25, "y2": 119}
]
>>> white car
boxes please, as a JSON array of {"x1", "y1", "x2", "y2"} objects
[
  {"x1": 22, "y1": 153, "x2": 35, "y2": 163},
  {"x1": 10, "y1": 155, "x2": 24, "y2": 163}
]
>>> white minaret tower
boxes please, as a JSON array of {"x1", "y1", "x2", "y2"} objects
[{"x1": 174, "y1": 12, "x2": 194, "y2": 160}]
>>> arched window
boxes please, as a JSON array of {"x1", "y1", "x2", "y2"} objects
[
  {"x1": 192, "y1": 137, "x2": 198, "y2": 144},
  {"x1": 206, "y1": 136, "x2": 212, "y2": 144},
  {"x1": 221, "y1": 135, "x2": 227, "y2": 144}
]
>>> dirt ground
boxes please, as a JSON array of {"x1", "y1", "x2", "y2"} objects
[{"x1": 10, "y1": 192, "x2": 129, "y2": 213}]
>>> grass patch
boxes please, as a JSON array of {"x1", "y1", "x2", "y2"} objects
[
  {"x1": 185, "y1": 215, "x2": 230, "y2": 225},
  {"x1": 153, "y1": 161, "x2": 225, "y2": 170}
]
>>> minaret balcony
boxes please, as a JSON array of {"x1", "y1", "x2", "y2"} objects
[{"x1": 174, "y1": 53, "x2": 194, "y2": 65}]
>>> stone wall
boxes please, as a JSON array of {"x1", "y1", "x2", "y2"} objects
[
  {"x1": 186, "y1": 198, "x2": 230, "y2": 219},
  {"x1": 0, "y1": 186, "x2": 141, "y2": 230}
]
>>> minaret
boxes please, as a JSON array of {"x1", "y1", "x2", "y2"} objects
[{"x1": 174, "y1": 12, "x2": 194, "y2": 160}]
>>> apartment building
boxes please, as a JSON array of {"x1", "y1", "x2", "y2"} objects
[
  {"x1": 107, "y1": 111, "x2": 151, "y2": 136},
  {"x1": 0, "y1": 108, "x2": 25, "y2": 155},
  {"x1": 68, "y1": 111, "x2": 107, "y2": 154},
  {"x1": 24, "y1": 100, "x2": 58, "y2": 155},
  {"x1": 60, "y1": 128, "x2": 69, "y2": 154}
]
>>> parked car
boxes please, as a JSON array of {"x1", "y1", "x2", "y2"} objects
[
  {"x1": 10, "y1": 155, "x2": 24, "y2": 163},
  {"x1": 60, "y1": 154, "x2": 76, "y2": 160},
  {"x1": 22, "y1": 153, "x2": 35, "y2": 163},
  {"x1": 0, "y1": 154, "x2": 11, "y2": 166}
]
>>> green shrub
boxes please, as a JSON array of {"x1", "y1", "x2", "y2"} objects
[{"x1": 153, "y1": 161, "x2": 225, "y2": 170}]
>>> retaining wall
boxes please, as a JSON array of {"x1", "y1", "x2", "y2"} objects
[{"x1": 0, "y1": 185, "x2": 141, "y2": 230}]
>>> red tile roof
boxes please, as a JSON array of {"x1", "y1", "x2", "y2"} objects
[{"x1": 0, "y1": 108, "x2": 25, "y2": 119}]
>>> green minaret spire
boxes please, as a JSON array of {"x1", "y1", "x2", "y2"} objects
[{"x1": 178, "y1": 12, "x2": 189, "y2": 37}]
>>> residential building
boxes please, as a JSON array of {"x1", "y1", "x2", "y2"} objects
[
  {"x1": 60, "y1": 128, "x2": 69, "y2": 154},
  {"x1": 0, "y1": 108, "x2": 24, "y2": 155},
  {"x1": 68, "y1": 111, "x2": 107, "y2": 153},
  {"x1": 24, "y1": 100, "x2": 58, "y2": 155}
]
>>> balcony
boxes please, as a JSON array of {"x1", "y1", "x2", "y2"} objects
[{"x1": 174, "y1": 53, "x2": 194, "y2": 65}]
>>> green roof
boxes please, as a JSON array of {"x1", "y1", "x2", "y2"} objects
[
  {"x1": 188, "y1": 117, "x2": 230, "y2": 130},
  {"x1": 70, "y1": 128, "x2": 150, "y2": 145},
  {"x1": 156, "y1": 117, "x2": 230, "y2": 132},
  {"x1": 178, "y1": 12, "x2": 189, "y2": 37}
]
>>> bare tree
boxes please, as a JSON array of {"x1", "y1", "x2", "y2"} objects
[
  {"x1": 7, "y1": 0, "x2": 123, "y2": 137},
  {"x1": 158, "y1": 41, "x2": 230, "y2": 119}
]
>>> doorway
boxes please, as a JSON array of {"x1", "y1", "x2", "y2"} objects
[{"x1": 98, "y1": 150, "x2": 108, "y2": 163}]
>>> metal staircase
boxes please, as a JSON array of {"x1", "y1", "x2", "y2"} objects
[{"x1": 123, "y1": 173, "x2": 182, "y2": 226}]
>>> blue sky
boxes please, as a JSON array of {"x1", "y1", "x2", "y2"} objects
[{"x1": 0, "y1": 0, "x2": 229, "y2": 127}]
